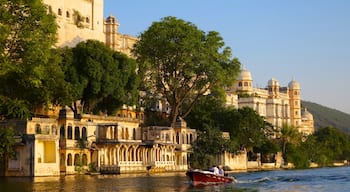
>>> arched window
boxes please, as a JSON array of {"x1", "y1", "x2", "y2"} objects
[
  {"x1": 58, "y1": 8, "x2": 62, "y2": 16},
  {"x1": 66, "y1": 11, "x2": 70, "y2": 18},
  {"x1": 86, "y1": 17, "x2": 90, "y2": 23},
  {"x1": 176, "y1": 132, "x2": 179, "y2": 144},
  {"x1": 67, "y1": 126, "x2": 73, "y2": 139},
  {"x1": 35, "y1": 124, "x2": 41, "y2": 134},
  {"x1": 82, "y1": 127, "x2": 87, "y2": 140},
  {"x1": 67, "y1": 154, "x2": 72, "y2": 166},
  {"x1": 74, "y1": 126, "x2": 80, "y2": 140},
  {"x1": 60, "y1": 125, "x2": 65, "y2": 139},
  {"x1": 74, "y1": 154, "x2": 80, "y2": 165}
]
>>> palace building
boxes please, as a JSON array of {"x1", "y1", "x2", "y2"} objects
[
  {"x1": 0, "y1": 0, "x2": 195, "y2": 176},
  {"x1": 226, "y1": 66, "x2": 314, "y2": 135}
]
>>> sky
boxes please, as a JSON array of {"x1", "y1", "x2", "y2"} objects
[{"x1": 104, "y1": 0, "x2": 350, "y2": 114}]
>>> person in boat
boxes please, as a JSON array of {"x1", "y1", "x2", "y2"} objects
[
  {"x1": 209, "y1": 165, "x2": 220, "y2": 175},
  {"x1": 218, "y1": 165, "x2": 225, "y2": 176}
]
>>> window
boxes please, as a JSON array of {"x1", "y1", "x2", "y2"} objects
[
  {"x1": 67, "y1": 154, "x2": 72, "y2": 166},
  {"x1": 238, "y1": 82, "x2": 242, "y2": 87},
  {"x1": 74, "y1": 154, "x2": 80, "y2": 165},
  {"x1": 35, "y1": 124, "x2": 41, "y2": 134},
  {"x1": 82, "y1": 127, "x2": 87, "y2": 140},
  {"x1": 58, "y1": 8, "x2": 62, "y2": 16},
  {"x1": 60, "y1": 125, "x2": 65, "y2": 139},
  {"x1": 67, "y1": 126, "x2": 73, "y2": 139},
  {"x1": 74, "y1": 126, "x2": 80, "y2": 140},
  {"x1": 244, "y1": 82, "x2": 248, "y2": 86},
  {"x1": 86, "y1": 17, "x2": 90, "y2": 23},
  {"x1": 294, "y1": 91, "x2": 298, "y2": 95}
]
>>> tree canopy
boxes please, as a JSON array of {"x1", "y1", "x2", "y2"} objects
[
  {"x1": 59, "y1": 40, "x2": 140, "y2": 116},
  {"x1": 0, "y1": 0, "x2": 60, "y2": 119},
  {"x1": 133, "y1": 16, "x2": 240, "y2": 126}
]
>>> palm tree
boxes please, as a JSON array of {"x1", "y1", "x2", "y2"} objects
[{"x1": 278, "y1": 124, "x2": 302, "y2": 165}]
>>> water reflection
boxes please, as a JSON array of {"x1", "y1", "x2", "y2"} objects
[{"x1": 0, "y1": 172, "x2": 251, "y2": 192}]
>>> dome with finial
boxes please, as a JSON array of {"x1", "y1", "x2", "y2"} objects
[
  {"x1": 288, "y1": 79, "x2": 300, "y2": 89},
  {"x1": 302, "y1": 108, "x2": 313, "y2": 120},
  {"x1": 238, "y1": 65, "x2": 253, "y2": 81}
]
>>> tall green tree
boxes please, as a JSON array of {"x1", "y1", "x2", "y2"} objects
[
  {"x1": 219, "y1": 107, "x2": 272, "y2": 151},
  {"x1": 59, "y1": 40, "x2": 140, "y2": 116},
  {"x1": 278, "y1": 124, "x2": 302, "y2": 163},
  {"x1": 133, "y1": 16, "x2": 240, "y2": 126},
  {"x1": 0, "y1": 0, "x2": 60, "y2": 118}
]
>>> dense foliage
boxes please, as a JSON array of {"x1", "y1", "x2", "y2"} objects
[
  {"x1": 58, "y1": 40, "x2": 139, "y2": 116},
  {"x1": 0, "y1": 0, "x2": 61, "y2": 119},
  {"x1": 133, "y1": 16, "x2": 240, "y2": 126}
]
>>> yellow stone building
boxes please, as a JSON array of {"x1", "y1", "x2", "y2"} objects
[
  {"x1": 0, "y1": 0, "x2": 195, "y2": 176},
  {"x1": 226, "y1": 66, "x2": 314, "y2": 135}
]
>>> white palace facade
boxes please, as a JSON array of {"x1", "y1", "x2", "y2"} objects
[{"x1": 226, "y1": 66, "x2": 314, "y2": 135}]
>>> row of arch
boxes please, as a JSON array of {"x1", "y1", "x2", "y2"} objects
[
  {"x1": 100, "y1": 144, "x2": 175, "y2": 166},
  {"x1": 60, "y1": 153, "x2": 88, "y2": 166},
  {"x1": 60, "y1": 125, "x2": 87, "y2": 140},
  {"x1": 35, "y1": 124, "x2": 57, "y2": 135}
]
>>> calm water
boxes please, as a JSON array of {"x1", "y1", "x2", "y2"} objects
[{"x1": 1, "y1": 166, "x2": 350, "y2": 192}]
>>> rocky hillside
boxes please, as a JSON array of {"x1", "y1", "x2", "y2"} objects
[{"x1": 302, "y1": 101, "x2": 350, "y2": 134}]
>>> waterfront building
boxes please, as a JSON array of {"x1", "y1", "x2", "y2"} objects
[{"x1": 226, "y1": 66, "x2": 314, "y2": 135}]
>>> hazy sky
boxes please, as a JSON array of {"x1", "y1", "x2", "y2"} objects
[{"x1": 104, "y1": 0, "x2": 350, "y2": 114}]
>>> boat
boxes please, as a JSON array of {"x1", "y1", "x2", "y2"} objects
[{"x1": 186, "y1": 169, "x2": 235, "y2": 186}]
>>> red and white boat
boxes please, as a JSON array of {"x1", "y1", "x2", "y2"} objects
[{"x1": 186, "y1": 169, "x2": 235, "y2": 186}]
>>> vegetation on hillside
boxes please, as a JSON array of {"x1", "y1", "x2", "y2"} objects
[{"x1": 302, "y1": 101, "x2": 350, "y2": 134}]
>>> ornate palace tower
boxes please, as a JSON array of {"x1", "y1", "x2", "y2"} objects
[
  {"x1": 288, "y1": 80, "x2": 302, "y2": 128},
  {"x1": 104, "y1": 15, "x2": 138, "y2": 57},
  {"x1": 235, "y1": 66, "x2": 253, "y2": 94}
]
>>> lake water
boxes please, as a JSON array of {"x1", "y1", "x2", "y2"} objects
[{"x1": 1, "y1": 166, "x2": 350, "y2": 191}]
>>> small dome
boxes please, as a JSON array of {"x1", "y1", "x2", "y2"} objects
[
  {"x1": 288, "y1": 79, "x2": 300, "y2": 89},
  {"x1": 238, "y1": 66, "x2": 252, "y2": 81},
  {"x1": 302, "y1": 108, "x2": 313, "y2": 120},
  {"x1": 268, "y1": 78, "x2": 279, "y2": 87}
]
